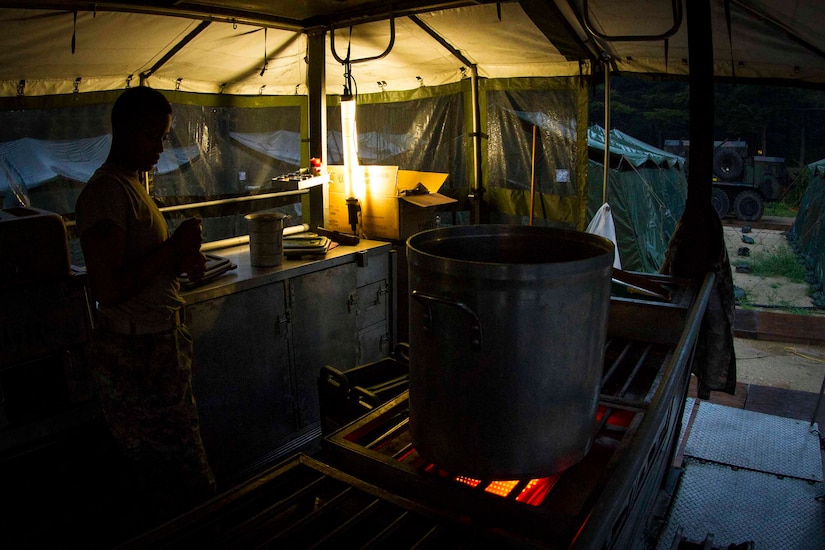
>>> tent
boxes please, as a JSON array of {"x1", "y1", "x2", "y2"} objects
[
  {"x1": 586, "y1": 126, "x2": 687, "y2": 273},
  {"x1": 791, "y1": 160, "x2": 825, "y2": 305},
  {"x1": 1, "y1": 1, "x2": 824, "y2": 240},
  {"x1": 4, "y1": 2, "x2": 825, "y2": 96}
]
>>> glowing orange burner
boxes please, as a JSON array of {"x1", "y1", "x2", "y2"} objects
[{"x1": 452, "y1": 475, "x2": 560, "y2": 506}]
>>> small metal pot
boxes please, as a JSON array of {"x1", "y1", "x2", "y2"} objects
[{"x1": 245, "y1": 212, "x2": 287, "y2": 267}]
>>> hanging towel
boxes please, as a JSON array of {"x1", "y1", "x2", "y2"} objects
[{"x1": 586, "y1": 202, "x2": 622, "y2": 270}]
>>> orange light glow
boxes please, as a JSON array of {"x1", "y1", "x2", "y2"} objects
[
  {"x1": 595, "y1": 405, "x2": 635, "y2": 427},
  {"x1": 485, "y1": 480, "x2": 520, "y2": 497},
  {"x1": 516, "y1": 476, "x2": 559, "y2": 506},
  {"x1": 453, "y1": 475, "x2": 560, "y2": 506},
  {"x1": 455, "y1": 476, "x2": 482, "y2": 488}
]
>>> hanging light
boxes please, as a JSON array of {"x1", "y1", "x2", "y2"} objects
[{"x1": 341, "y1": 57, "x2": 361, "y2": 234}]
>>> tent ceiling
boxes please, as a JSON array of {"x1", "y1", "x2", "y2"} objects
[{"x1": 2, "y1": 1, "x2": 825, "y2": 98}]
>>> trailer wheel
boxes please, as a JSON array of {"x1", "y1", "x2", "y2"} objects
[
  {"x1": 733, "y1": 190, "x2": 764, "y2": 221},
  {"x1": 713, "y1": 149, "x2": 744, "y2": 181},
  {"x1": 711, "y1": 188, "x2": 730, "y2": 219}
]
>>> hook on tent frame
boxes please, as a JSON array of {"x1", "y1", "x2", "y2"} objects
[
  {"x1": 582, "y1": 0, "x2": 682, "y2": 42},
  {"x1": 330, "y1": 17, "x2": 396, "y2": 66}
]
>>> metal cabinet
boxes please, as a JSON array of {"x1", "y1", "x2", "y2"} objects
[
  {"x1": 185, "y1": 244, "x2": 395, "y2": 482},
  {"x1": 187, "y1": 281, "x2": 293, "y2": 479},
  {"x1": 289, "y1": 263, "x2": 358, "y2": 430},
  {"x1": 0, "y1": 277, "x2": 95, "y2": 450}
]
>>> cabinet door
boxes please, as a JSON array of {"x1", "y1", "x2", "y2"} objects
[
  {"x1": 187, "y1": 282, "x2": 292, "y2": 480},
  {"x1": 356, "y1": 279, "x2": 391, "y2": 364},
  {"x1": 289, "y1": 263, "x2": 357, "y2": 429},
  {"x1": 356, "y1": 249, "x2": 394, "y2": 365}
]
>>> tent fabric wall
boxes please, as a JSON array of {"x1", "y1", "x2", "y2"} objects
[
  {"x1": 586, "y1": 127, "x2": 688, "y2": 274},
  {"x1": 1, "y1": 78, "x2": 595, "y2": 242},
  {"x1": 791, "y1": 162, "x2": 825, "y2": 305},
  {"x1": 0, "y1": 4, "x2": 590, "y2": 98},
  {"x1": 6, "y1": 2, "x2": 825, "y2": 98},
  {"x1": 484, "y1": 78, "x2": 589, "y2": 229},
  {"x1": 1, "y1": 94, "x2": 306, "y2": 252},
  {"x1": 3, "y1": 1, "x2": 825, "y2": 242},
  {"x1": 330, "y1": 87, "x2": 468, "y2": 193}
]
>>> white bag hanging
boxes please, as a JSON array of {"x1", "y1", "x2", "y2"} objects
[{"x1": 586, "y1": 202, "x2": 622, "y2": 270}]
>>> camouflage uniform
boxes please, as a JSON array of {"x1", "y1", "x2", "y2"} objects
[
  {"x1": 91, "y1": 322, "x2": 215, "y2": 525},
  {"x1": 661, "y1": 199, "x2": 737, "y2": 399}
]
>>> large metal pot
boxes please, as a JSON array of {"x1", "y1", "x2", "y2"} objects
[{"x1": 407, "y1": 224, "x2": 614, "y2": 479}]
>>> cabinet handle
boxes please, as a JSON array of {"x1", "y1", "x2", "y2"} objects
[{"x1": 276, "y1": 312, "x2": 290, "y2": 334}]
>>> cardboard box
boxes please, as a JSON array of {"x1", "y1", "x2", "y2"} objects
[{"x1": 327, "y1": 165, "x2": 455, "y2": 241}]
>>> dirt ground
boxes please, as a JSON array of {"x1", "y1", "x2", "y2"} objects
[
  {"x1": 734, "y1": 337, "x2": 825, "y2": 393},
  {"x1": 723, "y1": 220, "x2": 820, "y2": 310},
  {"x1": 720, "y1": 217, "x2": 825, "y2": 394}
]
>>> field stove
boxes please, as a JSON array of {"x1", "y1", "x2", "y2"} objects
[{"x1": 124, "y1": 273, "x2": 713, "y2": 550}]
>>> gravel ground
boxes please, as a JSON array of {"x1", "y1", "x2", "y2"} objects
[
  {"x1": 723, "y1": 222, "x2": 819, "y2": 310},
  {"x1": 721, "y1": 217, "x2": 825, "y2": 394}
]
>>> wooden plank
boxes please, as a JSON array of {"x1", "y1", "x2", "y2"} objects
[
  {"x1": 734, "y1": 308, "x2": 825, "y2": 345},
  {"x1": 608, "y1": 297, "x2": 688, "y2": 345}
]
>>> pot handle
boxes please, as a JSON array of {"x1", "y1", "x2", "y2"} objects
[{"x1": 410, "y1": 290, "x2": 482, "y2": 350}]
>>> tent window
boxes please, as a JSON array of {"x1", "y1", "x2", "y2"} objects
[
  {"x1": 0, "y1": 97, "x2": 303, "y2": 267},
  {"x1": 327, "y1": 93, "x2": 467, "y2": 189}
]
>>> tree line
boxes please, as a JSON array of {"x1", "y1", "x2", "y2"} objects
[{"x1": 589, "y1": 76, "x2": 825, "y2": 169}]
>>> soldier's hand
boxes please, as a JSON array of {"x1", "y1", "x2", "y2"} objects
[
  {"x1": 172, "y1": 218, "x2": 203, "y2": 257},
  {"x1": 180, "y1": 251, "x2": 207, "y2": 282}
]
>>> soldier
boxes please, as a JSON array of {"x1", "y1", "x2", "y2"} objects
[{"x1": 75, "y1": 86, "x2": 215, "y2": 531}]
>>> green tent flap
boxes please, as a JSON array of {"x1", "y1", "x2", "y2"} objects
[
  {"x1": 586, "y1": 126, "x2": 687, "y2": 273},
  {"x1": 792, "y1": 162, "x2": 825, "y2": 302},
  {"x1": 588, "y1": 126, "x2": 685, "y2": 169}
]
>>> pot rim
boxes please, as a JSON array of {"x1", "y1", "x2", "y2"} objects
[{"x1": 406, "y1": 224, "x2": 615, "y2": 269}]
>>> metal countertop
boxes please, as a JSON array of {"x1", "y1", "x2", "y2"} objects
[{"x1": 181, "y1": 239, "x2": 392, "y2": 305}]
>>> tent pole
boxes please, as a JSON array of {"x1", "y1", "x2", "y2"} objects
[
  {"x1": 470, "y1": 64, "x2": 483, "y2": 225},
  {"x1": 687, "y1": 0, "x2": 713, "y2": 209},
  {"x1": 409, "y1": 14, "x2": 484, "y2": 224},
  {"x1": 306, "y1": 30, "x2": 327, "y2": 230},
  {"x1": 530, "y1": 125, "x2": 537, "y2": 225},
  {"x1": 307, "y1": 30, "x2": 327, "y2": 167},
  {"x1": 602, "y1": 54, "x2": 611, "y2": 205}
]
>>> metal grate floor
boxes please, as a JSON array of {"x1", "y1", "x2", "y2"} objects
[
  {"x1": 685, "y1": 401, "x2": 823, "y2": 481},
  {"x1": 658, "y1": 458, "x2": 825, "y2": 549},
  {"x1": 658, "y1": 400, "x2": 825, "y2": 549}
]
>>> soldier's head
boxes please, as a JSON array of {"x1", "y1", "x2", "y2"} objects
[{"x1": 109, "y1": 86, "x2": 172, "y2": 172}]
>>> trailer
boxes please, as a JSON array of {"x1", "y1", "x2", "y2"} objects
[{"x1": 664, "y1": 139, "x2": 790, "y2": 221}]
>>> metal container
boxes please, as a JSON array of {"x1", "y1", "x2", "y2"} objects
[
  {"x1": 245, "y1": 212, "x2": 286, "y2": 267},
  {"x1": 0, "y1": 207, "x2": 70, "y2": 285},
  {"x1": 406, "y1": 224, "x2": 614, "y2": 479}
]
